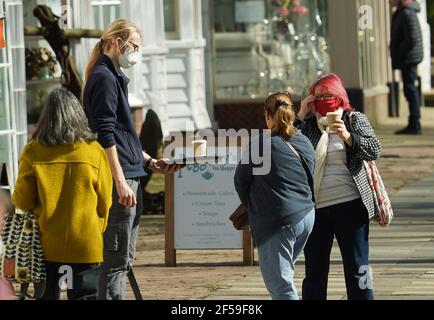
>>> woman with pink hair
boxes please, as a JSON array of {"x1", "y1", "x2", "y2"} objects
[{"x1": 295, "y1": 73, "x2": 382, "y2": 300}]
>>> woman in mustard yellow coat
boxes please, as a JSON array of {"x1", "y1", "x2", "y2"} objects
[{"x1": 12, "y1": 88, "x2": 113, "y2": 300}]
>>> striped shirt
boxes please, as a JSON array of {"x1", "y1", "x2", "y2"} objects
[{"x1": 316, "y1": 134, "x2": 361, "y2": 209}]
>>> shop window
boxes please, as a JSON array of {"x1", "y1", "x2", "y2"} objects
[
  {"x1": 23, "y1": 0, "x2": 62, "y2": 131},
  {"x1": 164, "y1": 0, "x2": 180, "y2": 40},
  {"x1": 213, "y1": 0, "x2": 330, "y2": 101}
]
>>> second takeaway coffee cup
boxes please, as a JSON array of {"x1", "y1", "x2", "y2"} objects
[
  {"x1": 326, "y1": 110, "x2": 343, "y2": 134},
  {"x1": 326, "y1": 110, "x2": 342, "y2": 127},
  {"x1": 192, "y1": 140, "x2": 207, "y2": 159}
]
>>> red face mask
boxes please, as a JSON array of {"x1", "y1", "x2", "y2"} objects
[{"x1": 314, "y1": 98, "x2": 340, "y2": 116}]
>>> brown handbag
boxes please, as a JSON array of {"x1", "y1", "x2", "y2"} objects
[{"x1": 229, "y1": 203, "x2": 249, "y2": 230}]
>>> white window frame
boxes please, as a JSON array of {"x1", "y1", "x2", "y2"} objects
[
  {"x1": 163, "y1": 0, "x2": 180, "y2": 40},
  {"x1": 91, "y1": 0, "x2": 121, "y2": 30},
  {"x1": 0, "y1": 0, "x2": 26, "y2": 189}
]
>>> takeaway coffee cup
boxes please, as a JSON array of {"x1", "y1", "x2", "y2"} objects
[
  {"x1": 192, "y1": 140, "x2": 207, "y2": 159},
  {"x1": 326, "y1": 111, "x2": 342, "y2": 127}
]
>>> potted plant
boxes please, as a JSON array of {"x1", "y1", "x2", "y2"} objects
[{"x1": 25, "y1": 47, "x2": 58, "y2": 81}]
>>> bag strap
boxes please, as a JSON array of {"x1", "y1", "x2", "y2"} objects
[
  {"x1": 283, "y1": 139, "x2": 302, "y2": 162},
  {"x1": 280, "y1": 137, "x2": 315, "y2": 203},
  {"x1": 349, "y1": 111, "x2": 354, "y2": 129}
]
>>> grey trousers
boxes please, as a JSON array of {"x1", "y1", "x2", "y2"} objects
[{"x1": 97, "y1": 179, "x2": 141, "y2": 300}]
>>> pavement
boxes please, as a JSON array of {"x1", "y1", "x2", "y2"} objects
[
  {"x1": 124, "y1": 117, "x2": 434, "y2": 300},
  {"x1": 205, "y1": 174, "x2": 434, "y2": 300}
]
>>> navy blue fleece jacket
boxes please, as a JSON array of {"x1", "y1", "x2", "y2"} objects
[{"x1": 83, "y1": 54, "x2": 146, "y2": 179}]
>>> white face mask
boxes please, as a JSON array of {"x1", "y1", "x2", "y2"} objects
[{"x1": 118, "y1": 41, "x2": 141, "y2": 69}]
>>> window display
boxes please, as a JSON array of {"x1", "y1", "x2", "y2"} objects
[
  {"x1": 24, "y1": 1, "x2": 62, "y2": 128},
  {"x1": 25, "y1": 47, "x2": 58, "y2": 80},
  {"x1": 213, "y1": 0, "x2": 329, "y2": 101}
]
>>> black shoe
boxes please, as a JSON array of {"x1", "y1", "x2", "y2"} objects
[{"x1": 394, "y1": 126, "x2": 422, "y2": 135}]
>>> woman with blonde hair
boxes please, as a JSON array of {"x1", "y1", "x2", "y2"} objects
[
  {"x1": 83, "y1": 19, "x2": 181, "y2": 300},
  {"x1": 234, "y1": 92, "x2": 316, "y2": 300}
]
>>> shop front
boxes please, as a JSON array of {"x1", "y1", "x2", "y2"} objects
[
  {"x1": 210, "y1": 0, "x2": 431, "y2": 129},
  {"x1": 22, "y1": 0, "x2": 211, "y2": 137},
  {"x1": 211, "y1": 0, "x2": 330, "y2": 129}
]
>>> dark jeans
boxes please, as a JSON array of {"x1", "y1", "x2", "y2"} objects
[
  {"x1": 302, "y1": 199, "x2": 374, "y2": 300},
  {"x1": 39, "y1": 262, "x2": 99, "y2": 300},
  {"x1": 401, "y1": 64, "x2": 421, "y2": 129}
]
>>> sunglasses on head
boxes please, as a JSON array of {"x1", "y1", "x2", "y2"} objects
[{"x1": 267, "y1": 91, "x2": 292, "y2": 97}]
